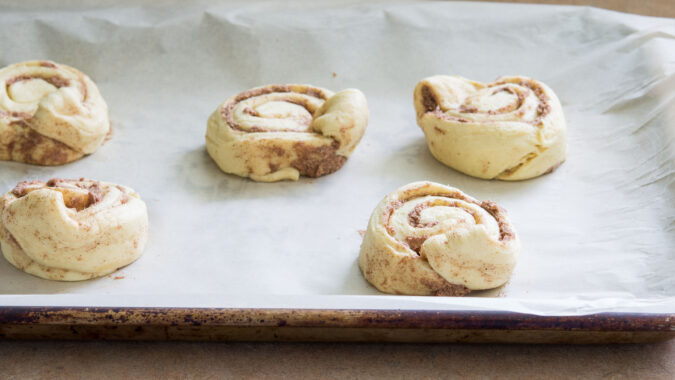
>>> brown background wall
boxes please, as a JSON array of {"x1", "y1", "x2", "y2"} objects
[{"x1": 469, "y1": 0, "x2": 675, "y2": 17}]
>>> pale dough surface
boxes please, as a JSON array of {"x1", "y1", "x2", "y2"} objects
[
  {"x1": 0, "y1": 60, "x2": 110, "y2": 166},
  {"x1": 0, "y1": 179, "x2": 148, "y2": 281},
  {"x1": 413, "y1": 75, "x2": 567, "y2": 180},
  {"x1": 359, "y1": 181, "x2": 520, "y2": 296},
  {"x1": 206, "y1": 84, "x2": 368, "y2": 182}
]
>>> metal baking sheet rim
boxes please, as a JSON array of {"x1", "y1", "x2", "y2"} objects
[{"x1": 0, "y1": 307, "x2": 673, "y2": 343}]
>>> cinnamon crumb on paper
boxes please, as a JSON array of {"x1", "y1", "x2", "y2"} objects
[
  {"x1": 496, "y1": 280, "x2": 510, "y2": 297},
  {"x1": 104, "y1": 122, "x2": 114, "y2": 142}
]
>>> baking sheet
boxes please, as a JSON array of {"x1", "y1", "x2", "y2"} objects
[{"x1": 0, "y1": 0, "x2": 673, "y2": 316}]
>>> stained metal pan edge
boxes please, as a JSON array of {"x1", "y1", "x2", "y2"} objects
[{"x1": 0, "y1": 307, "x2": 672, "y2": 343}]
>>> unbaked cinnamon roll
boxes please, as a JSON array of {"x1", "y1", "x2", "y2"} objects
[
  {"x1": 0, "y1": 178, "x2": 148, "y2": 281},
  {"x1": 359, "y1": 181, "x2": 519, "y2": 296},
  {"x1": 414, "y1": 75, "x2": 567, "y2": 180},
  {"x1": 0, "y1": 60, "x2": 110, "y2": 165},
  {"x1": 206, "y1": 84, "x2": 368, "y2": 182}
]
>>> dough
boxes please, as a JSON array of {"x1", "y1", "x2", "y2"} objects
[
  {"x1": 206, "y1": 84, "x2": 368, "y2": 182},
  {"x1": 0, "y1": 178, "x2": 148, "y2": 281},
  {"x1": 359, "y1": 181, "x2": 519, "y2": 296},
  {"x1": 0, "y1": 60, "x2": 110, "y2": 165},
  {"x1": 414, "y1": 75, "x2": 567, "y2": 180}
]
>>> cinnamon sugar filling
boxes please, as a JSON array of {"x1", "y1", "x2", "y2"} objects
[
  {"x1": 221, "y1": 85, "x2": 329, "y2": 133},
  {"x1": 383, "y1": 186, "x2": 514, "y2": 249},
  {"x1": 10, "y1": 178, "x2": 110, "y2": 212},
  {"x1": 424, "y1": 79, "x2": 550, "y2": 125},
  {"x1": 6, "y1": 74, "x2": 70, "y2": 88},
  {"x1": 3, "y1": 71, "x2": 88, "y2": 107}
]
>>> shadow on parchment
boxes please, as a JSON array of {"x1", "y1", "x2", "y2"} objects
[
  {"x1": 173, "y1": 146, "x2": 327, "y2": 202},
  {"x1": 336, "y1": 256, "x2": 508, "y2": 298},
  {"x1": 0, "y1": 253, "x2": 123, "y2": 295},
  {"x1": 365, "y1": 135, "x2": 550, "y2": 202}
]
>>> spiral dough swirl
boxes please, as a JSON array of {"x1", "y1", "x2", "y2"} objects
[
  {"x1": 414, "y1": 75, "x2": 567, "y2": 180},
  {"x1": 206, "y1": 84, "x2": 368, "y2": 182},
  {"x1": 0, "y1": 178, "x2": 148, "y2": 281},
  {"x1": 0, "y1": 61, "x2": 110, "y2": 165},
  {"x1": 359, "y1": 181, "x2": 519, "y2": 296}
]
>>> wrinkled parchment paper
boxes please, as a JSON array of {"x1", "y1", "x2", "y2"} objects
[{"x1": 0, "y1": 0, "x2": 673, "y2": 315}]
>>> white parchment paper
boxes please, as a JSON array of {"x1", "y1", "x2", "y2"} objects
[{"x1": 0, "y1": 0, "x2": 673, "y2": 315}]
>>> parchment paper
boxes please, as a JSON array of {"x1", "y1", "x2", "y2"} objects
[{"x1": 0, "y1": 0, "x2": 673, "y2": 315}]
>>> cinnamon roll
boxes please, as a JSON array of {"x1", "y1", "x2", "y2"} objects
[
  {"x1": 0, "y1": 60, "x2": 110, "y2": 165},
  {"x1": 359, "y1": 181, "x2": 519, "y2": 296},
  {"x1": 206, "y1": 84, "x2": 368, "y2": 182},
  {"x1": 414, "y1": 75, "x2": 567, "y2": 180},
  {"x1": 0, "y1": 178, "x2": 148, "y2": 281}
]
